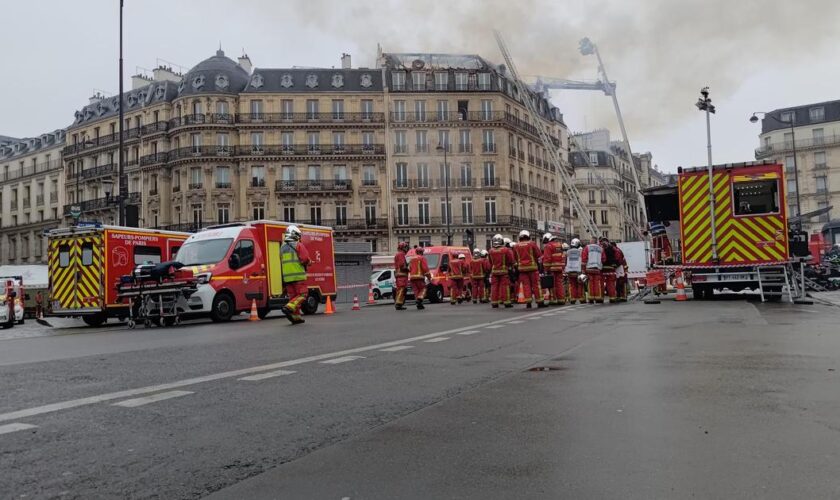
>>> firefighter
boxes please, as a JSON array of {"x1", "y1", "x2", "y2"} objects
[
  {"x1": 408, "y1": 246, "x2": 432, "y2": 310},
  {"x1": 581, "y1": 236, "x2": 606, "y2": 303},
  {"x1": 513, "y1": 230, "x2": 541, "y2": 308},
  {"x1": 565, "y1": 238, "x2": 584, "y2": 304},
  {"x1": 489, "y1": 234, "x2": 515, "y2": 308},
  {"x1": 280, "y1": 225, "x2": 311, "y2": 325},
  {"x1": 543, "y1": 234, "x2": 566, "y2": 305},
  {"x1": 35, "y1": 290, "x2": 44, "y2": 319},
  {"x1": 470, "y1": 249, "x2": 488, "y2": 304},
  {"x1": 481, "y1": 249, "x2": 491, "y2": 302},
  {"x1": 394, "y1": 241, "x2": 410, "y2": 310},
  {"x1": 449, "y1": 253, "x2": 466, "y2": 305},
  {"x1": 600, "y1": 237, "x2": 618, "y2": 303},
  {"x1": 612, "y1": 241, "x2": 629, "y2": 302}
]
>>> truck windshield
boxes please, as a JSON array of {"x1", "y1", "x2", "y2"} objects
[{"x1": 175, "y1": 238, "x2": 234, "y2": 266}]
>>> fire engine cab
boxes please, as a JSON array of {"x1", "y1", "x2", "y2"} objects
[{"x1": 174, "y1": 220, "x2": 337, "y2": 322}]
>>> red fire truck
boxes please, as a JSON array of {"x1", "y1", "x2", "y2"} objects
[
  {"x1": 405, "y1": 246, "x2": 472, "y2": 303},
  {"x1": 174, "y1": 220, "x2": 336, "y2": 321},
  {"x1": 46, "y1": 224, "x2": 191, "y2": 326}
]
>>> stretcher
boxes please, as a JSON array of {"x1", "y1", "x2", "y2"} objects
[{"x1": 115, "y1": 262, "x2": 197, "y2": 329}]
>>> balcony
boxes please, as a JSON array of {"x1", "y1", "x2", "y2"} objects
[
  {"x1": 23, "y1": 198, "x2": 31, "y2": 209},
  {"x1": 392, "y1": 179, "x2": 432, "y2": 190},
  {"x1": 214, "y1": 182, "x2": 232, "y2": 189},
  {"x1": 63, "y1": 192, "x2": 141, "y2": 216},
  {"x1": 435, "y1": 178, "x2": 476, "y2": 189},
  {"x1": 483, "y1": 143, "x2": 497, "y2": 153},
  {"x1": 482, "y1": 177, "x2": 500, "y2": 187},
  {"x1": 168, "y1": 113, "x2": 235, "y2": 129},
  {"x1": 1, "y1": 159, "x2": 62, "y2": 182},
  {"x1": 149, "y1": 189, "x2": 159, "y2": 196},
  {"x1": 393, "y1": 144, "x2": 408, "y2": 154},
  {"x1": 140, "y1": 152, "x2": 168, "y2": 166},
  {"x1": 250, "y1": 178, "x2": 267, "y2": 189},
  {"x1": 275, "y1": 179, "x2": 353, "y2": 194},
  {"x1": 63, "y1": 124, "x2": 158, "y2": 157},
  {"x1": 392, "y1": 215, "x2": 533, "y2": 229},
  {"x1": 154, "y1": 222, "x2": 214, "y2": 233},
  {"x1": 511, "y1": 181, "x2": 528, "y2": 195},
  {"x1": 50, "y1": 192, "x2": 57, "y2": 204},
  {"x1": 188, "y1": 183, "x2": 203, "y2": 190},
  {"x1": 36, "y1": 195, "x2": 44, "y2": 206},
  {"x1": 318, "y1": 217, "x2": 388, "y2": 231},
  {"x1": 236, "y1": 112, "x2": 385, "y2": 124},
  {"x1": 242, "y1": 144, "x2": 385, "y2": 158},
  {"x1": 528, "y1": 154, "x2": 535, "y2": 165},
  {"x1": 458, "y1": 144, "x2": 473, "y2": 154},
  {"x1": 755, "y1": 133, "x2": 840, "y2": 159},
  {"x1": 415, "y1": 144, "x2": 429, "y2": 153}
]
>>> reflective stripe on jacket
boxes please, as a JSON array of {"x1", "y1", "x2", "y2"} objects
[
  {"x1": 409, "y1": 256, "x2": 429, "y2": 279},
  {"x1": 585, "y1": 244, "x2": 603, "y2": 270},
  {"x1": 281, "y1": 243, "x2": 307, "y2": 283},
  {"x1": 565, "y1": 247, "x2": 582, "y2": 274}
]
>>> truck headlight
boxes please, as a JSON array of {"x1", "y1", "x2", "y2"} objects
[{"x1": 196, "y1": 272, "x2": 212, "y2": 285}]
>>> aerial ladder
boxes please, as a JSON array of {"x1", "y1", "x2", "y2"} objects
[
  {"x1": 494, "y1": 31, "x2": 601, "y2": 239},
  {"x1": 527, "y1": 37, "x2": 649, "y2": 236}
]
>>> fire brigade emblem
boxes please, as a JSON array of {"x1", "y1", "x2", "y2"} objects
[{"x1": 112, "y1": 247, "x2": 128, "y2": 267}]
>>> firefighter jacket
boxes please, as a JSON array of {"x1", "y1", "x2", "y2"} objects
[
  {"x1": 602, "y1": 243, "x2": 618, "y2": 269},
  {"x1": 470, "y1": 258, "x2": 489, "y2": 279},
  {"x1": 394, "y1": 251, "x2": 409, "y2": 277},
  {"x1": 565, "y1": 247, "x2": 582, "y2": 274},
  {"x1": 449, "y1": 260, "x2": 465, "y2": 279},
  {"x1": 542, "y1": 242, "x2": 566, "y2": 272},
  {"x1": 409, "y1": 255, "x2": 430, "y2": 279},
  {"x1": 514, "y1": 241, "x2": 541, "y2": 272},
  {"x1": 582, "y1": 243, "x2": 605, "y2": 270},
  {"x1": 281, "y1": 241, "x2": 310, "y2": 283},
  {"x1": 489, "y1": 247, "x2": 515, "y2": 276}
]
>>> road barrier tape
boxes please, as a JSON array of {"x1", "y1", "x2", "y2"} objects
[{"x1": 336, "y1": 283, "x2": 371, "y2": 290}]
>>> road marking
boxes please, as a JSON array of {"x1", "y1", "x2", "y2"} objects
[
  {"x1": 0, "y1": 423, "x2": 37, "y2": 435},
  {"x1": 112, "y1": 390, "x2": 193, "y2": 408},
  {"x1": 320, "y1": 356, "x2": 365, "y2": 364},
  {"x1": 379, "y1": 346, "x2": 414, "y2": 352},
  {"x1": 509, "y1": 320, "x2": 525, "y2": 324},
  {"x1": 485, "y1": 324, "x2": 505, "y2": 329},
  {"x1": 0, "y1": 308, "x2": 554, "y2": 424},
  {"x1": 456, "y1": 330, "x2": 480, "y2": 336},
  {"x1": 424, "y1": 337, "x2": 450, "y2": 343},
  {"x1": 239, "y1": 370, "x2": 297, "y2": 381}
]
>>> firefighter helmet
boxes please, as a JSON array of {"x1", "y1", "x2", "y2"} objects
[
  {"x1": 504, "y1": 237, "x2": 512, "y2": 248},
  {"x1": 518, "y1": 230, "x2": 530, "y2": 241},
  {"x1": 415, "y1": 246, "x2": 425, "y2": 255},
  {"x1": 578, "y1": 273, "x2": 588, "y2": 284},
  {"x1": 571, "y1": 238, "x2": 581, "y2": 248},
  {"x1": 284, "y1": 225, "x2": 302, "y2": 241},
  {"x1": 398, "y1": 241, "x2": 410, "y2": 252},
  {"x1": 458, "y1": 253, "x2": 466, "y2": 260},
  {"x1": 542, "y1": 233, "x2": 553, "y2": 244},
  {"x1": 492, "y1": 234, "x2": 504, "y2": 247},
  {"x1": 473, "y1": 248, "x2": 482, "y2": 257},
  {"x1": 480, "y1": 249, "x2": 488, "y2": 257},
  {"x1": 562, "y1": 242, "x2": 570, "y2": 250}
]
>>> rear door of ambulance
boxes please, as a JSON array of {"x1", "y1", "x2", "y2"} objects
[{"x1": 48, "y1": 231, "x2": 104, "y2": 313}]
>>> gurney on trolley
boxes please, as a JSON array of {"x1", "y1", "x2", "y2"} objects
[{"x1": 115, "y1": 261, "x2": 198, "y2": 329}]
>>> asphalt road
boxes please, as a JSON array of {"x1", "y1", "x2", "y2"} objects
[{"x1": 1, "y1": 297, "x2": 839, "y2": 499}]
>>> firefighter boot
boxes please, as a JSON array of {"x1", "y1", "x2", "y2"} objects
[
  {"x1": 395, "y1": 304, "x2": 407, "y2": 311},
  {"x1": 416, "y1": 299, "x2": 425, "y2": 310}
]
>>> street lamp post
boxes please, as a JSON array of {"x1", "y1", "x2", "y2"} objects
[
  {"x1": 695, "y1": 87, "x2": 718, "y2": 261},
  {"x1": 436, "y1": 143, "x2": 452, "y2": 245},
  {"x1": 750, "y1": 111, "x2": 801, "y2": 230},
  {"x1": 117, "y1": 0, "x2": 125, "y2": 226}
]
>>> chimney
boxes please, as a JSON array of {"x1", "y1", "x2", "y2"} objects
[
  {"x1": 238, "y1": 53, "x2": 253, "y2": 74},
  {"x1": 153, "y1": 65, "x2": 182, "y2": 83},
  {"x1": 341, "y1": 53, "x2": 351, "y2": 69},
  {"x1": 131, "y1": 74, "x2": 153, "y2": 89},
  {"x1": 89, "y1": 92, "x2": 106, "y2": 105}
]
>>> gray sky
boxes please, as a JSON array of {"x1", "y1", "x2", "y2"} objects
[{"x1": 2, "y1": 0, "x2": 839, "y2": 173}]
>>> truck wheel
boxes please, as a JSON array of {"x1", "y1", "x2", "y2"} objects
[
  {"x1": 82, "y1": 313, "x2": 107, "y2": 327},
  {"x1": 302, "y1": 291, "x2": 321, "y2": 315},
  {"x1": 693, "y1": 285, "x2": 705, "y2": 300},
  {"x1": 210, "y1": 293, "x2": 235, "y2": 322},
  {"x1": 373, "y1": 289, "x2": 382, "y2": 301},
  {"x1": 428, "y1": 286, "x2": 444, "y2": 303},
  {"x1": 257, "y1": 306, "x2": 271, "y2": 320}
]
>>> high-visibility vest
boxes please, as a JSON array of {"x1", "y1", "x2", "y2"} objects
[
  {"x1": 585, "y1": 244, "x2": 603, "y2": 270},
  {"x1": 281, "y1": 243, "x2": 307, "y2": 283},
  {"x1": 565, "y1": 247, "x2": 582, "y2": 274}
]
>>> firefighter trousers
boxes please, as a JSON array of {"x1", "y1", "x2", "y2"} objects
[
  {"x1": 550, "y1": 271, "x2": 566, "y2": 304},
  {"x1": 395, "y1": 276, "x2": 408, "y2": 306},
  {"x1": 616, "y1": 277, "x2": 628, "y2": 301},
  {"x1": 586, "y1": 270, "x2": 603, "y2": 302},
  {"x1": 471, "y1": 278, "x2": 485, "y2": 303},
  {"x1": 284, "y1": 281, "x2": 309, "y2": 320},
  {"x1": 602, "y1": 267, "x2": 617, "y2": 300},
  {"x1": 449, "y1": 278, "x2": 464, "y2": 304},
  {"x1": 567, "y1": 272, "x2": 584, "y2": 303},
  {"x1": 490, "y1": 274, "x2": 511, "y2": 305},
  {"x1": 410, "y1": 279, "x2": 427, "y2": 303},
  {"x1": 517, "y1": 270, "x2": 540, "y2": 303}
]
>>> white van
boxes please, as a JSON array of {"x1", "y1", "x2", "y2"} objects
[{"x1": 369, "y1": 269, "x2": 395, "y2": 300}]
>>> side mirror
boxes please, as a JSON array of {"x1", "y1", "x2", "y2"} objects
[{"x1": 229, "y1": 253, "x2": 241, "y2": 269}]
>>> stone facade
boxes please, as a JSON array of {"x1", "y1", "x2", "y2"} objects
[{"x1": 0, "y1": 131, "x2": 65, "y2": 264}]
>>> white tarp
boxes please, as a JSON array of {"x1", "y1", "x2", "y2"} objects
[
  {"x1": 617, "y1": 241, "x2": 649, "y2": 278},
  {"x1": 0, "y1": 265, "x2": 49, "y2": 288}
]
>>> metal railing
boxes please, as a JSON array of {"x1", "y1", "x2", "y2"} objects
[
  {"x1": 35, "y1": 195, "x2": 44, "y2": 206},
  {"x1": 140, "y1": 152, "x2": 168, "y2": 166},
  {"x1": 188, "y1": 183, "x2": 203, "y2": 190},
  {"x1": 63, "y1": 125, "x2": 155, "y2": 156},
  {"x1": 318, "y1": 217, "x2": 388, "y2": 230},
  {"x1": 168, "y1": 113, "x2": 235, "y2": 129},
  {"x1": 483, "y1": 143, "x2": 497, "y2": 153},
  {"x1": 74, "y1": 163, "x2": 116, "y2": 180},
  {"x1": 1, "y1": 159, "x2": 63, "y2": 181},
  {"x1": 236, "y1": 112, "x2": 385, "y2": 124},
  {"x1": 214, "y1": 182, "x2": 231, "y2": 189},
  {"x1": 62, "y1": 192, "x2": 140, "y2": 215},
  {"x1": 250, "y1": 179, "x2": 267, "y2": 188},
  {"x1": 755, "y1": 133, "x2": 840, "y2": 158},
  {"x1": 50, "y1": 192, "x2": 57, "y2": 203},
  {"x1": 275, "y1": 179, "x2": 353, "y2": 193}
]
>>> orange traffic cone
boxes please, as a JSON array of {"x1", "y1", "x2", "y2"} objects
[
  {"x1": 248, "y1": 299, "x2": 260, "y2": 321},
  {"x1": 675, "y1": 271, "x2": 688, "y2": 302},
  {"x1": 352, "y1": 295, "x2": 361, "y2": 311},
  {"x1": 367, "y1": 285, "x2": 376, "y2": 304},
  {"x1": 517, "y1": 282, "x2": 526, "y2": 304},
  {"x1": 325, "y1": 295, "x2": 335, "y2": 315}
]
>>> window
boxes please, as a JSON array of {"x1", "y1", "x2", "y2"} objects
[
  {"x1": 418, "y1": 198, "x2": 430, "y2": 225},
  {"x1": 281, "y1": 131, "x2": 294, "y2": 148},
  {"x1": 419, "y1": 235, "x2": 432, "y2": 247},
  {"x1": 462, "y1": 197, "x2": 473, "y2": 223},
  {"x1": 813, "y1": 128, "x2": 825, "y2": 145},
  {"x1": 477, "y1": 73, "x2": 491, "y2": 91},
  {"x1": 395, "y1": 162, "x2": 408, "y2": 187},
  {"x1": 392, "y1": 71, "x2": 406, "y2": 90},
  {"x1": 332, "y1": 99, "x2": 344, "y2": 120},
  {"x1": 232, "y1": 240, "x2": 255, "y2": 267},
  {"x1": 335, "y1": 202, "x2": 347, "y2": 226},
  {"x1": 439, "y1": 161, "x2": 451, "y2": 187},
  {"x1": 482, "y1": 129, "x2": 495, "y2": 152},
  {"x1": 363, "y1": 165, "x2": 376, "y2": 185},
  {"x1": 216, "y1": 101, "x2": 228, "y2": 115},
  {"x1": 216, "y1": 166, "x2": 230, "y2": 188},
  {"x1": 600, "y1": 190, "x2": 607, "y2": 204},
  {"x1": 251, "y1": 132, "x2": 264, "y2": 149},
  {"x1": 133, "y1": 245, "x2": 162, "y2": 265},
  {"x1": 333, "y1": 132, "x2": 345, "y2": 150},
  {"x1": 361, "y1": 99, "x2": 374, "y2": 120},
  {"x1": 785, "y1": 155, "x2": 795, "y2": 172},
  {"x1": 217, "y1": 203, "x2": 230, "y2": 224},
  {"x1": 483, "y1": 161, "x2": 496, "y2": 186},
  {"x1": 437, "y1": 100, "x2": 449, "y2": 121},
  {"x1": 281, "y1": 99, "x2": 293, "y2": 119},
  {"x1": 307, "y1": 131, "x2": 320, "y2": 151},
  {"x1": 816, "y1": 175, "x2": 828, "y2": 194},
  {"x1": 414, "y1": 100, "x2": 427, "y2": 122},
  {"x1": 79, "y1": 242, "x2": 94, "y2": 266},
  {"x1": 588, "y1": 152, "x2": 599, "y2": 165},
  {"x1": 783, "y1": 132, "x2": 794, "y2": 149},
  {"x1": 397, "y1": 198, "x2": 409, "y2": 225},
  {"x1": 190, "y1": 167, "x2": 202, "y2": 188},
  {"x1": 815, "y1": 151, "x2": 826, "y2": 169},
  {"x1": 589, "y1": 190, "x2": 596, "y2": 204},
  {"x1": 601, "y1": 210, "x2": 608, "y2": 225},
  {"x1": 334, "y1": 165, "x2": 347, "y2": 182},
  {"x1": 251, "y1": 166, "x2": 266, "y2": 187},
  {"x1": 309, "y1": 202, "x2": 322, "y2": 225},
  {"x1": 191, "y1": 133, "x2": 202, "y2": 151},
  {"x1": 459, "y1": 129, "x2": 471, "y2": 153},
  {"x1": 460, "y1": 162, "x2": 472, "y2": 186},
  {"x1": 434, "y1": 72, "x2": 448, "y2": 91},
  {"x1": 417, "y1": 163, "x2": 429, "y2": 187},
  {"x1": 283, "y1": 203, "x2": 296, "y2": 222},
  {"x1": 394, "y1": 130, "x2": 407, "y2": 153},
  {"x1": 455, "y1": 72, "x2": 468, "y2": 90},
  {"x1": 441, "y1": 198, "x2": 452, "y2": 224},
  {"x1": 415, "y1": 130, "x2": 428, "y2": 153},
  {"x1": 484, "y1": 196, "x2": 497, "y2": 223},
  {"x1": 411, "y1": 71, "x2": 425, "y2": 90},
  {"x1": 192, "y1": 101, "x2": 202, "y2": 116},
  {"x1": 817, "y1": 201, "x2": 830, "y2": 222},
  {"x1": 306, "y1": 99, "x2": 319, "y2": 119},
  {"x1": 733, "y1": 180, "x2": 780, "y2": 216},
  {"x1": 589, "y1": 210, "x2": 597, "y2": 223},
  {"x1": 250, "y1": 100, "x2": 263, "y2": 118},
  {"x1": 308, "y1": 165, "x2": 321, "y2": 182},
  {"x1": 809, "y1": 107, "x2": 824, "y2": 122},
  {"x1": 364, "y1": 200, "x2": 377, "y2": 224},
  {"x1": 438, "y1": 129, "x2": 450, "y2": 151},
  {"x1": 252, "y1": 203, "x2": 265, "y2": 220},
  {"x1": 192, "y1": 204, "x2": 204, "y2": 225},
  {"x1": 362, "y1": 131, "x2": 375, "y2": 148},
  {"x1": 780, "y1": 111, "x2": 793, "y2": 123},
  {"x1": 393, "y1": 100, "x2": 406, "y2": 122},
  {"x1": 282, "y1": 165, "x2": 296, "y2": 183}
]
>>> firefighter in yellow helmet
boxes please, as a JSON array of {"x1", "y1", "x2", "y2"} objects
[{"x1": 280, "y1": 225, "x2": 311, "y2": 325}]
